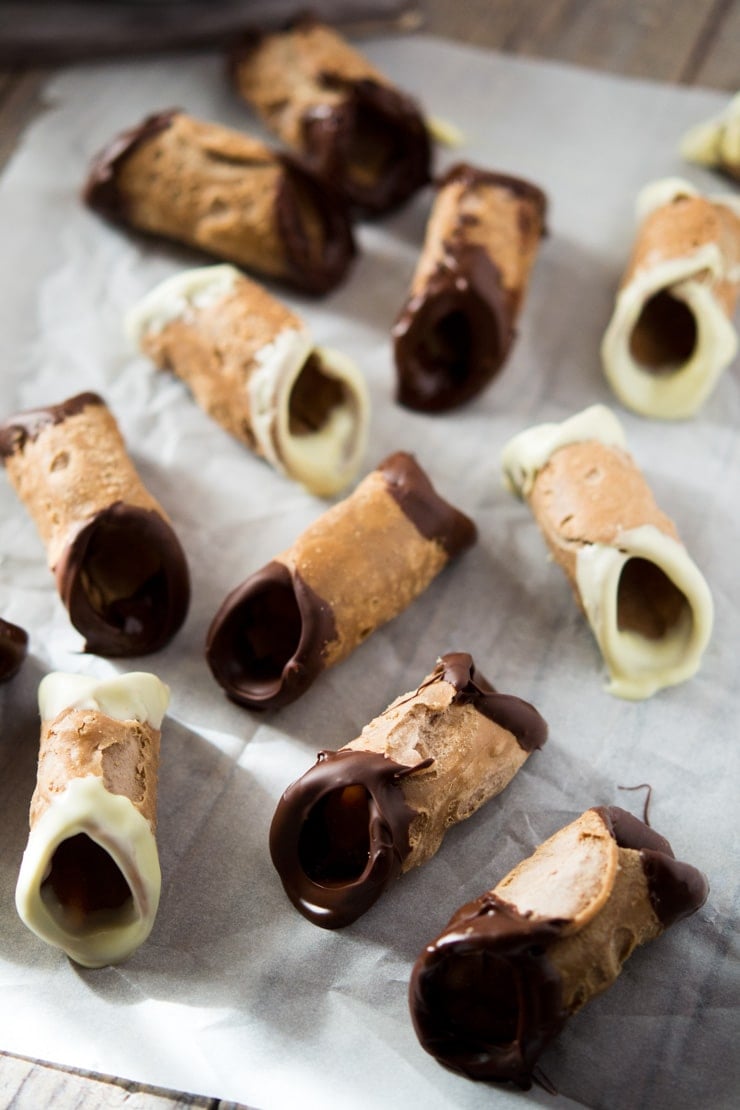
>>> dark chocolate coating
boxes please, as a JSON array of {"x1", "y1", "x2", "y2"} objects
[
  {"x1": 0, "y1": 392, "x2": 105, "y2": 459},
  {"x1": 269, "y1": 651, "x2": 544, "y2": 928},
  {"x1": 393, "y1": 165, "x2": 547, "y2": 413},
  {"x1": 56, "y1": 502, "x2": 191, "y2": 657},
  {"x1": 0, "y1": 617, "x2": 28, "y2": 683},
  {"x1": 83, "y1": 109, "x2": 178, "y2": 221},
  {"x1": 409, "y1": 806, "x2": 708, "y2": 1087},
  {"x1": 205, "y1": 454, "x2": 476, "y2": 710},
  {"x1": 269, "y1": 749, "x2": 419, "y2": 929}
]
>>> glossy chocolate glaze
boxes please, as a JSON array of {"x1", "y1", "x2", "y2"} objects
[
  {"x1": 0, "y1": 392, "x2": 104, "y2": 459},
  {"x1": 378, "y1": 451, "x2": 477, "y2": 557},
  {"x1": 205, "y1": 560, "x2": 336, "y2": 710},
  {"x1": 409, "y1": 806, "x2": 708, "y2": 1086},
  {"x1": 0, "y1": 617, "x2": 28, "y2": 683},
  {"x1": 83, "y1": 109, "x2": 178, "y2": 221},
  {"x1": 275, "y1": 155, "x2": 356, "y2": 295},
  {"x1": 419, "y1": 652, "x2": 547, "y2": 753},
  {"x1": 270, "y1": 749, "x2": 422, "y2": 929},
  {"x1": 56, "y1": 502, "x2": 190, "y2": 657},
  {"x1": 393, "y1": 163, "x2": 547, "y2": 413}
]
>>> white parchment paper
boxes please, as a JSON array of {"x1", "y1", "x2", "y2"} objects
[{"x1": 0, "y1": 34, "x2": 738, "y2": 1110}]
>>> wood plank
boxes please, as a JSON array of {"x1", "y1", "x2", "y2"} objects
[
  {"x1": 683, "y1": 0, "x2": 740, "y2": 87},
  {"x1": 0, "y1": 69, "x2": 48, "y2": 172}
]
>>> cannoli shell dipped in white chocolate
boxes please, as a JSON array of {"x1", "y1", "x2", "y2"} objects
[
  {"x1": 502, "y1": 405, "x2": 713, "y2": 699},
  {"x1": 229, "y1": 17, "x2": 431, "y2": 214},
  {"x1": 206, "y1": 452, "x2": 477, "y2": 710},
  {"x1": 83, "y1": 110, "x2": 355, "y2": 295},
  {"x1": 127, "y1": 265, "x2": 369, "y2": 497},
  {"x1": 270, "y1": 652, "x2": 547, "y2": 929},
  {"x1": 15, "y1": 671, "x2": 168, "y2": 967},
  {"x1": 393, "y1": 163, "x2": 547, "y2": 412},
  {"x1": 409, "y1": 806, "x2": 709, "y2": 1088},
  {"x1": 681, "y1": 92, "x2": 740, "y2": 182},
  {"x1": 0, "y1": 392, "x2": 190, "y2": 656},
  {"x1": 0, "y1": 617, "x2": 28, "y2": 683},
  {"x1": 601, "y1": 178, "x2": 740, "y2": 418}
]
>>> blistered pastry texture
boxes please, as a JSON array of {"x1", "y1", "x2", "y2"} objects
[
  {"x1": 84, "y1": 110, "x2": 355, "y2": 294},
  {"x1": 206, "y1": 453, "x2": 476, "y2": 710},
  {"x1": 230, "y1": 18, "x2": 430, "y2": 213},
  {"x1": 15, "y1": 672, "x2": 168, "y2": 967},
  {"x1": 129, "y1": 265, "x2": 369, "y2": 496},
  {"x1": 393, "y1": 164, "x2": 546, "y2": 412},
  {"x1": 601, "y1": 178, "x2": 740, "y2": 418},
  {"x1": 502, "y1": 405, "x2": 713, "y2": 699},
  {"x1": 270, "y1": 653, "x2": 547, "y2": 928},
  {"x1": 409, "y1": 806, "x2": 708, "y2": 1087}
]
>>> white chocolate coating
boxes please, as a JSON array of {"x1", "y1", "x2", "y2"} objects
[
  {"x1": 39, "y1": 671, "x2": 170, "y2": 729},
  {"x1": 15, "y1": 775, "x2": 161, "y2": 968},
  {"x1": 501, "y1": 404, "x2": 626, "y2": 499},
  {"x1": 602, "y1": 179, "x2": 740, "y2": 419},
  {"x1": 125, "y1": 264, "x2": 240, "y2": 343},
  {"x1": 680, "y1": 93, "x2": 740, "y2": 172}
]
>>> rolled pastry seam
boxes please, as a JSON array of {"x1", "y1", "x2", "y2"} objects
[
  {"x1": 681, "y1": 92, "x2": 740, "y2": 181},
  {"x1": 229, "y1": 17, "x2": 431, "y2": 213},
  {"x1": 270, "y1": 652, "x2": 547, "y2": 929},
  {"x1": 83, "y1": 109, "x2": 355, "y2": 295},
  {"x1": 206, "y1": 451, "x2": 477, "y2": 710},
  {"x1": 601, "y1": 177, "x2": 740, "y2": 418},
  {"x1": 0, "y1": 392, "x2": 190, "y2": 656},
  {"x1": 127, "y1": 264, "x2": 369, "y2": 496},
  {"x1": 501, "y1": 405, "x2": 713, "y2": 699},
  {"x1": 0, "y1": 616, "x2": 28, "y2": 683},
  {"x1": 409, "y1": 805, "x2": 709, "y2": 1088},
  {"x1": 392, "y1": 163, "x2": 547, "y2": 412},
  {"x1": 15, "y1": 671, "x2": 169, "y2": 967}
]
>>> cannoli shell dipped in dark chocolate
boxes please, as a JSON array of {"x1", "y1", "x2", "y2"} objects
[
  {"x1": 229, "y1": 18, "x2": 431, "y2": 214},
  {"x1": 270, "y1": 652, "x2": 547, "y2": 928},
  {"x1": 83, "y1": 109, "x2": 355, "y2": 295},
  {"x1": 0, "y1": 393, "x2": 190, "y2": 656},
  {"x1": 393, "y1": 163, "x2": 547, "y2": 412},
  {"x1": 206, "y1": 452, "x2": 476, "y2": 710},
  {"x1": 0, "y1": 617, "x2": 28, "y2": 683},
  {"x1": 409, "y1": 806, "x2": 708, "y2": 1088}
]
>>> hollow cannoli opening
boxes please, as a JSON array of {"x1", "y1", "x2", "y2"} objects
[
  {"x1": 277, "y1": 160, "x2": 354, "y2": 294},
  {"x1": 628, "y1": 289, "x2": 698, "y2": 372},
  {"x1": 417, "y1": 946, "x2": 522, "y2": 1053},
  {"x1": 57, "y1": 504, "x2": 190, "y2": 657},
  {"x1": 41, "y1": 832, "x2": 134, "y2": 931},
  {"x1": 288, "y1": 352, "x2": 349, "y2": 436},
  {"x1": 617, "y1": 557, "x2": 691, "y2": 639},
  {"x1": 345, "y1": 98, "x2": 403, "y2": 193},
  {"x1": 298, "y1": 784, "x2": 372, "y2": 885},
  {"x1": 206, "y1": 560, "x2": 332, "y2": 709}
]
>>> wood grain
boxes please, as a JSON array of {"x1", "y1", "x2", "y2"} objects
[{"x1": 0, "y1": 0, "x2": 736, "y2": 1106}]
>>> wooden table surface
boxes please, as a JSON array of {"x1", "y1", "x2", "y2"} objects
[{"x1": 0, "y1": 1, "x2": 737, "y2": 1106}]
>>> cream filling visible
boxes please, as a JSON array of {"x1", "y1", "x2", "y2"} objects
[
  {"x1": 575, "y1": 524, "x2": 714, "y2": 700},
  {"x1": 680, "y1": 93, "x2": 740, "y2": 170},
  {"x1": 38, "y1": 672, "x2": 170, "y2": 730},
  {"x1": 125, "y1": 264, "x2": 241, "y2": 343},
  {"x1": 601, "y1": 245, "x2": 738, "y2": 419},
  {"x1": 248, "y1": 329, "x2": 369, "y2": 498},
  {"x1": 501, "y1": 404, "x2": 626, "y2": 499},
  {"x1": 15, "y1": 776, "x2": 161, "y2": 968}
]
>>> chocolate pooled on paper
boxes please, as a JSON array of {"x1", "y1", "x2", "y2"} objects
[
  {"x1": 206, "y1": 452, "x2": 476, "y2": 710},
  {"x1": 0, "y1": 393, "x2": 190, "y2": 656},
  {"x1": 0, "y1": 616, "x2": 28, "y2": 683},
  {"x1": 409, "y1": 805, "x2": 708, "y2": 1088},
  {"x1": 270, "y1": 652, "x2": 547, "y2": 928},
  {"x1": 229, "y1": 17, "x2": 431, "y2": 214},
  {"x1": 84, "y1": 109, "x2": 355, "y2": 295},
  {"x1": 393, "y1": 163, "x2": 547, "y2": 412}
]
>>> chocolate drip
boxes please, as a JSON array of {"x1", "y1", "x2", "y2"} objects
[
  {"x1": 270, "y1": 749, "x2": 418, "y2": 929},
  {"x1": 83, "y1": 109, "x2": 178, "y2": 221},
  {"x1": 422, "y1": 652, "x2": 547, "y2": 753},
  {"x1": 378, "y1": 452, "x2": 477, "y2": 556},
  {"x1": 0, "y1": 392, "x2": 104, "y2": 459},
  {"x1": 0, "y1": 617, "x2": 28, "y2": 683},
  {"x1": 409, "y1": 893, "x2": 568, "y2": 1088},
  {"x1": 205, "y1": 560, "x2": 336, "y2": 710},
  {"x1": 56, "y1": 502, "x2": 190, "y2": 656},
  {"x1": 595, "y1": 806, "x2": 709, "y2": 928}
]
